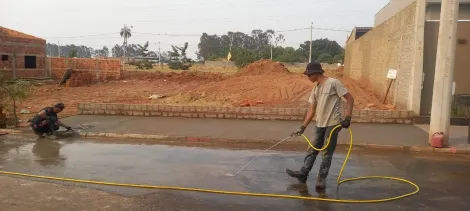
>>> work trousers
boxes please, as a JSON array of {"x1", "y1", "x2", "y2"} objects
[{"x1": 300, "y1": 125, "x2": 341, "y2": 179}]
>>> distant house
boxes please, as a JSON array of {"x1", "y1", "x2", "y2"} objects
[{"x1": 0, "y1": 26, "x2": 47, "y2": 79}]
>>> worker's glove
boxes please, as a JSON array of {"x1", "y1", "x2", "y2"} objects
[
  {"x1": 293, "y1": 126, "x2": 306, "y2": 136},
  {"x1": 65, "y1": 126, "x2": 72, "y2": 131},
  {"x1": 341, "y1": 116, "x2": 352, "y2": 128}
]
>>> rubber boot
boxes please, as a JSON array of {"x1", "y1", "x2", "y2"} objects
[
  {"x1": 315, "y1": 177, "x2": 326, "y2": 189},
  {"x1": 286, "y1": 169, "x2": 308, "y2": 183}
]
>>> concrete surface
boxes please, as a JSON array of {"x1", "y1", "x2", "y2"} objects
[
  {"x1": 61, "y1": 115, "x2": 469, "y2": 147},
  {"x1": 1, "y1": 137, "x2": 470, "y2": 210}
]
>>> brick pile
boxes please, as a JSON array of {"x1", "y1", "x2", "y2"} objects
[
  {"x1": 50, "y1": 57, "x2": 121, "y2": 80},
  {"x1": 65, "y1": 71, "x2": 95, "y2": 87}
]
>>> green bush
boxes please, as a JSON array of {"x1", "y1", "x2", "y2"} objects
[
  {"x1": 0, "y1": 73, "x2": 32, "y2": 126},
  {"x1": 128, "y1": 60, "x2": 155, "y2": 70}
]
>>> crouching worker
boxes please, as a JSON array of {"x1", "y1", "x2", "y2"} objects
[
  {"x1": 31, "y1": 103, "x2": 72, "y2": 138},
  {"x1": 286, "y1": 62, "x2": 354, "y2": 189}
]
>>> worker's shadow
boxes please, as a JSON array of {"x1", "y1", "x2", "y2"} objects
[
  {"x1": 286, "y1": 184, "x2": 331, "y2": 207},
  {"x1": 32, "y1": 139, "x2": 67, "y2": 166}
]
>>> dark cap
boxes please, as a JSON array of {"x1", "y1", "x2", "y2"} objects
[
  {"x1": 54, "y1": 102, "x2": 65, "y2": 110},
  {"x1": 304, "y1": 62, "x2": 325, "y2": 75}
]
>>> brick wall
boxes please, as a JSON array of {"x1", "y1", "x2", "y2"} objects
[
  {"x1": 344, "y1": 2, "x2": 417, "y2": 110},
  {"x1": 50, "y1": 57, "x2": 121, "y2": 80},
  {"x1": 0, "y1": 29, "x2": 47, "y2": 79},
  {"x1": 78, "y1": 103, "x2": 414, "y2": 124}
]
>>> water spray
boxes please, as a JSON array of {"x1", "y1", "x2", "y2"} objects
[{"x1": 223, "y1": 135, "x2": 293, "y2": 177}]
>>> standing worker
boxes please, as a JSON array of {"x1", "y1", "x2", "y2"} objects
[
  {"x1": 31, "y1": 103, "x2": 72, "y2": 138},
  {"x1": 286, "y1": 62, "x2": 354, "y2": 189}
]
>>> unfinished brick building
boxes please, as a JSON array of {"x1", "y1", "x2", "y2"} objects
[{"x1": 0, "y1": 26, "x2": 47, "y2": 79}]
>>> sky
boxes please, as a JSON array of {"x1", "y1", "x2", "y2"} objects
[{"x1": 1, "y1": 0, "x2": 389, "y2": 58}]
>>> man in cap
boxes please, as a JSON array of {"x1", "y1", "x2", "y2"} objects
[
  {"x1": 31, "y1": 102, "x2": 72, "y2": 138},
  {"x1": 286, "y1": 62, "x2": 354, "y2": 189}
]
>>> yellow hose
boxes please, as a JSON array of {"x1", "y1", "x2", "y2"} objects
[{"x1": 0, "y1": 126, "x2": 419, "y2": 203}]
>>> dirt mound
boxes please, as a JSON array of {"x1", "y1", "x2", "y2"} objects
[{"x1": 237, "y1": 59, "x2": 290, "y2": 76}]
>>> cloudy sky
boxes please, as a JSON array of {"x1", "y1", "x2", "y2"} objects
[{"x1": 1, "y1": 0, "x2": 389, "y2": 57}]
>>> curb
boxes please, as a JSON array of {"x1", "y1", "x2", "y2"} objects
[{"x1": 77, "y1": 131, "x2": 470, "y2": 155}]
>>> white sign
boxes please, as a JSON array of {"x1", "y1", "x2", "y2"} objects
[{"x1": 387, "y1": 69, "x2": 398, "y2": 79}]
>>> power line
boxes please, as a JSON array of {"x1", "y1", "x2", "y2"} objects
[
  {"x1": 133, "y1": 32, "x2": 200, "y2": 37},
  {"x1": 276, "y1": 27, "x2": 350, "y2": 33},
  {"x1": 45, "y1": 32, "x2": 118, "y2": 39}
]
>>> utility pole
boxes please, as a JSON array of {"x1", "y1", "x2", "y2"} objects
[
  {"x1": 309, "y1": 22, "x2": 313, "y2": 63},
  {"x1": 270, "y1": 45, "x2": 273, "y2": 60},
  {"x1": 58, "y1": 42, "x2": 61, "y2": 57},
  {"x1": 158, "y1": 41, "x2": 162, "y2": 68},
  {"x1": 429, "y1": 0, "x2": 460, "y2": 146},
  {"x1": 123, "y1": 35, "x2": 127, "y2": 62}
]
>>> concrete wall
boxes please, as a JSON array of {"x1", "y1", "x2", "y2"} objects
[
  {"x1": 0, "y1": 27, "x2": 47, "y2": 79},
  {"x1": 375, "y1": 0, "x2": 470, "y2": 26},
  {"x1": 375, "y1": 0, "x2": 416, "y2": 26},
  {"x1": 345, "y1": 2, "x2": 417, "y2": 109},
  {"x1": 49, "y1": 57, "x2": 121, "y2": 80}
]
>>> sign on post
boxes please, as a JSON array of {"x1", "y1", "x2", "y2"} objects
[
  {"x1": 383, "y1": 69, "x2": 398, "y2": 104},
  {"x1": 387, "y1": 69, "x2": 398, "y2": 79}
]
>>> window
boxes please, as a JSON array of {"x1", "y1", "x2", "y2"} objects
[
  {"x1": 24, "y1": 56, "x2": 37, "y2": 68},
  {"x1": 1, "y1": 55, "x2": 7, "y2": 61}
]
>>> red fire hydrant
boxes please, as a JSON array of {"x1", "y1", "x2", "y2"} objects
[{"x1": 431, "y1": 132, "x2": 445, "y2": 148}]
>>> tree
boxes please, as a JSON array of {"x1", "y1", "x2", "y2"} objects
[
  {"x1": 112, "y1": 44, "x2": 123, "y2": 57},
  {"x1": 197, "y1": 29, "x2": 284, "y2": 61},
  {"x1": 68, "y1": 48, "x2": 78, "y2": 58},
  {"x1": 46, "y1": 43, "x2": 94, "y2": 58},
  {"x1": 94, "y1": 46, "x2": 109, "y2": 57},
  {"x1": 231, "y1": 47, "x2": 261, "y2": 68},
  {"x1": 0, "y1": 73, "x2": 31, "y2": 127},
  {"x1": 137, "y1": 41, "x2": 150, "y2": 57},
  {"x1": 120, "y1": 25, "x2": 132, "y2": 59},
  {"x1": 168, "y1": 42, "x2": 192, "y2": 70},
  {"x1": 332, "y1": 51, "x2": 345, "y2": 63},
  {"x1": 298, "y1": 38, "x2": 344, "y2": 62},
  {"x1": 316, "y1": 53, "x2": 333, "y2": 64},
  {"x1": 197, "y1": 33, "x2": 223, "y2": 61}
]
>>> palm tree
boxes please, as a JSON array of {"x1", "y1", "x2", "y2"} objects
[{"x1": 120, "y1": 25, "x2": 132, "y2": 60}]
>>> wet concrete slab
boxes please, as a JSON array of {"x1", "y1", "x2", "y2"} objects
[
  {"x1": 62, "y1": 115, "x2": 436, "y2": 146},
  {"x1": 1, "y1": 137, "x2": 470, "y2": 211}
]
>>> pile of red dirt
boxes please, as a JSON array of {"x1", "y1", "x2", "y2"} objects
[
  {"x1": 169, "y1": 59, "x2": 313, "y2": 106},
  {"x1": 236, "y1": 59, "x2": 291, "y2": 76}
]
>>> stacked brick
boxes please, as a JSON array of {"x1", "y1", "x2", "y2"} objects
[
  {"x1": 65, "y1": 71, "x2": 94, "y2": 87},
  {"x1": 78, "y1": 103, "x2": 414, "y2": 124},
  {"x1": 50, "y1": 57, "x2": 121, "y2": 80}
]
